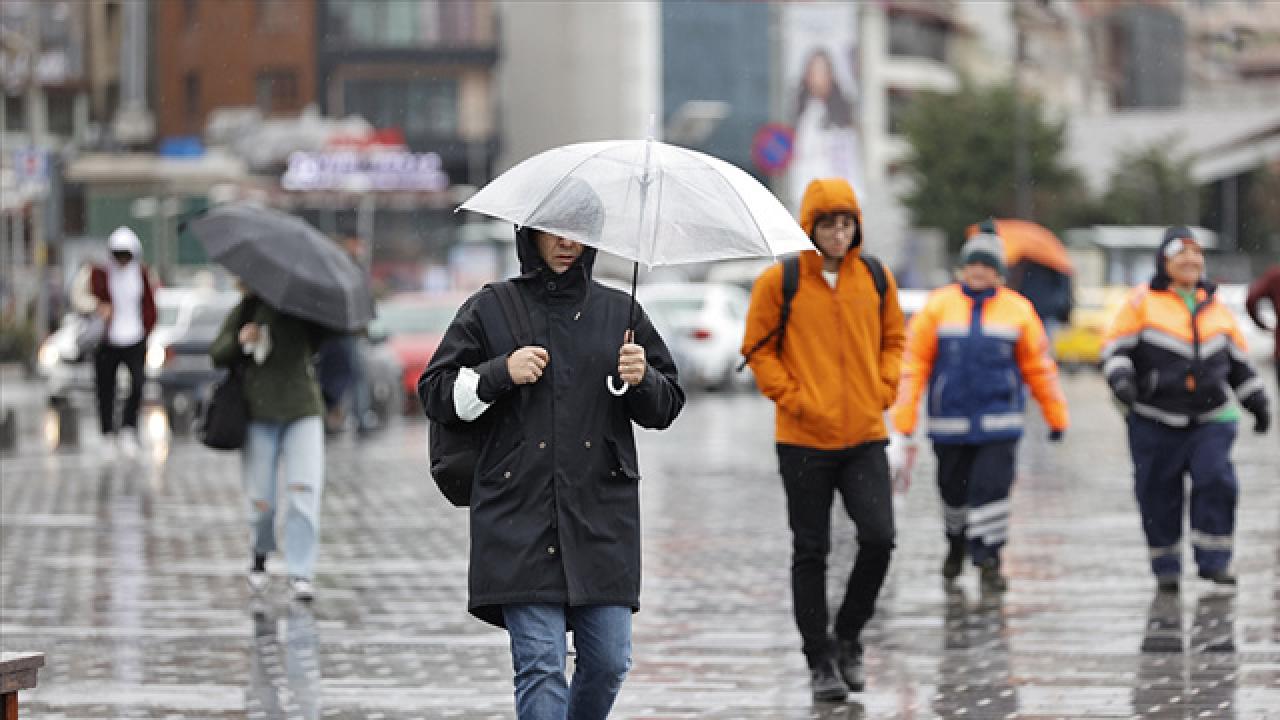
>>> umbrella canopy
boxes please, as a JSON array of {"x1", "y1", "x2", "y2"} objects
[
  {"x1": 967, "y1": 218, "x2": 1074, "y2": 276},
  {"x1": 458, "y1": 139, "x2": 812, "y2": 267},
  {"x1": 188, "y1": 203, "x2": 375, "y2": 332}
]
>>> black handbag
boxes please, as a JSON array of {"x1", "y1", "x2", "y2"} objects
[
  {"x1": 199, "y1": 299, "x2": 258, "y2": 451},
  {"x1": 199, "y1": 365, "x2": 249, "y2": 450}
]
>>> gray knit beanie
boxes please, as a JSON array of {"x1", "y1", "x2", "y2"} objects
[{"x1": 959, "y1": 232, "x2": 1006, "y2": 275}]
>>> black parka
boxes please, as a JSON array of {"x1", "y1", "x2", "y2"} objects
[{"x1": 419, "y1": 228, "x2": 685, "y2": 626}]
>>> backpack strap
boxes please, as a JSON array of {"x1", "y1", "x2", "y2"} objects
[
  {"x1": 738, "y1": 256, "x2": 800, "y2": 371},
  {"x1": 489, "y1": 281, "x2": 534, "y2": 348},
  {"x1": 860, "y1": 254, "x2": 887, "y2": 302}
]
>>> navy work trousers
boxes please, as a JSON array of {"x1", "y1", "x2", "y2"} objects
[
  {"x1": 1127, "y1": 415, "x2": 1238, "y2": 577},
  {"x1": 933, "y1": 440, "x2": 1018, "y2": 566}
]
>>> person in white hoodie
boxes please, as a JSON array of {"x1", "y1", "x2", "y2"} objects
[{"x1": 71, "y1": 227, "x2": 159, "y2": 459}]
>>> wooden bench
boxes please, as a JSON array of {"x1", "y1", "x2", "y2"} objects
[{"x1": 0, "y1": 653, "x2": 44, "y2": 720}]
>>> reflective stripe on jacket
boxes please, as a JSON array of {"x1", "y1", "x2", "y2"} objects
[
  {"x1": 891, "y1": 284, "x2": 1068, "y2": 443},
  {"x1": 1102, "y1": 284, "x2": 1264, "y2": 427}
]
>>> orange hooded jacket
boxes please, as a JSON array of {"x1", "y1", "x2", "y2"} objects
[{"x1": 741, "y1": 179, "x2": 906, "y2": 450}]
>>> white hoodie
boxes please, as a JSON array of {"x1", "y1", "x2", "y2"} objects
[{"x1": 105, "y1": 227, "x2": 147, "y2": 347}]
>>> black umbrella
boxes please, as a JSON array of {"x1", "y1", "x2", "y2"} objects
[{"x1": 187, "y1": 204, "x2": 374, "y2": 332}]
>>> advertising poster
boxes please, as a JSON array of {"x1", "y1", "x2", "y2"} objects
[{"x1": 782, "y1": 2, "x2": 864, "y2": 210}]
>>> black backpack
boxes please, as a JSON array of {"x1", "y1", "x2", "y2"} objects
[
  {"x1": 428, "y1": 281, "x2": 533, "y2": 508},
  {"x1": 739, "y1": 254, "x2": 887, "y2": 371}
]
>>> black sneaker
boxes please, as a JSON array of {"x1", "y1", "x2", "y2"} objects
[
  {"x1": 836, "y1": 639, "x2": 865, "y2": 692},
  {"x1": 809, "y1": 658, "x2": 849, "y2": 702},
  {"x1": 942, "y1": 537, "x2": 966, "y2": 580},
  {"x1": 979, "y1": 558, "x2": 1007, "y2": 593},
  {"x1": 1156, "y1": 574, "x2": 1180, "y2": 594},
  {"x1": 1198, "y1": 569, "x2": 1237, "y2": 594}
]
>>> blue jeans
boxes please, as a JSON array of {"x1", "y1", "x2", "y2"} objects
[
  {"x1": 242, "y1": 416, "x2": 325, "y2": 580},
  {"x1": 502, "y1": 604, "x2": 632, "y2": 720}
]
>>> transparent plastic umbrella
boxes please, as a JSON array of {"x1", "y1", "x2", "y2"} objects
[{"x1": 458, "y1": 138, "x2": 811, "y2": 394}]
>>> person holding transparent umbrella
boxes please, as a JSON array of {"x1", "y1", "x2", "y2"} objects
[
  {"x1": 420, "y1": 181, "x2": 684, "y2": 718},
  {"x1": 432, "y1": 135, "x2": 810, "y2": 717}
]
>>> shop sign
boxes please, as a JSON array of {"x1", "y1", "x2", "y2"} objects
[{"x1": 281, "y1": 150, "x2": 449, "y2": 192}]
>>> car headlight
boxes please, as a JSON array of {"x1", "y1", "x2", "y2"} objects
[
  {"x1": 38, "y1": 342, "x2": 60, "y2": 371},
  {"x1": 146, "y1": 343, "x2": 169, "y2": 370}
]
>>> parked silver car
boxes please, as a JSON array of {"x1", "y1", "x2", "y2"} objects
[{"x1": 637, "y1": 282, "x2": 754, "y2": 392}]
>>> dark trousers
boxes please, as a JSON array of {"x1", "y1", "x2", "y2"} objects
[
  {"x1": 94, "y1": 340, "x2": 146, "y2": 435},
  {"x1": 777, "y1": 441, "x2": 895, "y2": 668},
  {"x1": 933, "y1": 440, "x2": 1018, "y2": 566},
  {"x1": 1128, "y1": 415, "x2": 1238, "y2": 576}
]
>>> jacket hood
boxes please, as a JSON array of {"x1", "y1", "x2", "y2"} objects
[
  {"x1": 107, "y1": 226, "x2": 143, "y2": 257},
  {"x1": 515, "y1": 225, "x2": 598, "y2": 280},
  {"x1": 798, "y1": 178, "x2": 863, "y2": 253},
  {"x1": 1151, "y1": 225, "x2": 1214, "y2": 295}
]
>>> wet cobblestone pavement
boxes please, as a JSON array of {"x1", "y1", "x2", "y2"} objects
[{"x1": 2, "y1": 373, "x2": 1278, "y2": 718}]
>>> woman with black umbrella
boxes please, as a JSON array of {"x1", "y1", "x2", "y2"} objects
[{"x1": 210, "y1": 284, "x2": 335, "y2": 602}]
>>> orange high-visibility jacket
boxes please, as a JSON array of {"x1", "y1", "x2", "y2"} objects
[
  {"x1": 742, "y1": 248, "x2": 906, "y2": 450},
  {"x1": 1102, "y1": 284, "x2": 1264, "y2": 427},
  {"x1": 891, "y1": 284, "x2": 1068, "y2": 442}
]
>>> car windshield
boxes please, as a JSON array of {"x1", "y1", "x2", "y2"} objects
[
  {"x1": 642, "y1": 296, "x2": 705, "y2": 325},
  {"x1": 371, "y1": 303, "x2": 456, "y2": 336},
  {"x1": 156, "y1": 303, "x2": 181, "y2": 327},
  {"x1": 191, "y1": 304, "x2": 235, "y2": 331}
]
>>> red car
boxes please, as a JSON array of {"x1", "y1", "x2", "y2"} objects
[{"x1": 369, "y1": 293, "x2": 468, "y2": 412}]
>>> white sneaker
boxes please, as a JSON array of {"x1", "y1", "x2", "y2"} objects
[
  {"x1": 289, "y1": 577, "x2": 314, "y2": 602},
  {"x1": 247, "y1": 569, "x2": 269, "y2": 594},
  {"x1": 99, "y1": 435, "x2": 117, "y2": 463},
  {"x1": 117, "y1": 428, "x2": 140, "y2": 460}
]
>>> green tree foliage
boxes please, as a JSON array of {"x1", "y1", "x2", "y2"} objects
[
  {"x1": 1100, "y1": 140, "x2": 1198, "y2": 226},
  {"x1": 898, "y1": 80, "x2": 1084, "y2": 252}
]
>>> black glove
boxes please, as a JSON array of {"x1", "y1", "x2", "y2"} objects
[
  {"x1": 1110, "y1": 375, "x2": 1137, "y2": 407},
  {"x1": 1048, "y1": 429, "x2": 1064, "y2": 443},
  {"x1": 1242, "y1": 393, "x2": 1271, "y2": 435}
]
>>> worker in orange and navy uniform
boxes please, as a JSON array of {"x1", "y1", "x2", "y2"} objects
[
  {"x1": 1102, "y1": 226, "x2": 1270, "y2": 595},
  {"x1": 890, "y1": 230, "x2": 1069, "y2": 593}
]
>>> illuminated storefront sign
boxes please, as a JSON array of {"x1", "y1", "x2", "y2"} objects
[{"x1": 281, "y1": 150, "x2": 449, "y2": 192}]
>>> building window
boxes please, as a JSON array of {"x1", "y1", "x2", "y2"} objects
[
  {"x1": 255, "y1": 0, "x2": 290, "y2": 31},
  {"x1": 888, "y1": 11, "x2": 949, "y2": 62},
  {"x1": 256, "y1": 69, "x2": 299, "y2": 114},
  {"x1": 4, "y1": 95, "x2": 25, "y2": 132},
  {"x1": 342, "y1": 77, "x2": 459, "y2": 139},
  {"x1": 887, "y1": 87, "x2": 915, "y2": 135},
  {"x1": 326, "y1": 0, "x2": 485, "y2": 48},
  {"x1": 184, "y1": 71, "x2": 201, "y2": 129}
]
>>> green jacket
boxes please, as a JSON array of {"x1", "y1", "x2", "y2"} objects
[{"x1": 209, "y1": 298, "x2": 332, "y2": 423}]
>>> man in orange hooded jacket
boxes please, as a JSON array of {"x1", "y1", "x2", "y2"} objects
[{"x1": 742, "y1": 178, "x2": 905, "y2": 702}]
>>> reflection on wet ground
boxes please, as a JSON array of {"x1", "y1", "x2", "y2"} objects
[{"x1": 2, "y1": 374, "x2": 1277, "y2": 718}]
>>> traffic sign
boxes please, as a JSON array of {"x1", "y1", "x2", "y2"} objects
[{"x1": 751, "y1": 123, "x2": 794, "y2": 175}]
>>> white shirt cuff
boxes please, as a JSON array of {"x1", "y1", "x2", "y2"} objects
[{"x1": 453, "y1": 366, "x2": 492, "y2": 422}]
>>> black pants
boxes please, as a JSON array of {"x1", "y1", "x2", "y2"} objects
[
  {"x1": 94, "y1": 340, "x2": 146, "y2": 435},
  {"x1": 777, "y1": 441, "x2": 895, "y2": 668}
]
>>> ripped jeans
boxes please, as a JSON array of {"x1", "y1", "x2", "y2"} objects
[{"x1": 242, "y1": 416, "x2": 325, "y2": 580}]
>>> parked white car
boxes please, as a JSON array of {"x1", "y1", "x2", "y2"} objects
[{"x1": 637, "y1": 282, "x2": 754, "y2": 392}]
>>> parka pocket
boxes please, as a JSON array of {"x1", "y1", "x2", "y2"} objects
[
  {"x1": 477, "y1": 439, "x2": 524, "y2": 489},
  {"x1": 603, "y1": 437, "x2": 640, "y2": 482}
]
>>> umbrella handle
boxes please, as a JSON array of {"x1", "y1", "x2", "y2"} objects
[{"x1": 606, "y1": 375, "x2": 630, "y2": 396}]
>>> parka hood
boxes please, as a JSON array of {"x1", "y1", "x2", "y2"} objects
[
  {"x1": 798, "y1": 178, "x2": 863, "y2": 254},
  {"x1": 515, "y1": 225, "x2": 598, "y2": 280},
  {"x1": 513, "y1": 176, "x2": 604, "y2": 284}
]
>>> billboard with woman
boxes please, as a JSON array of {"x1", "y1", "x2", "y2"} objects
[{"x1": 783, "y1": 3, "x2": 863, "y2": 210}]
